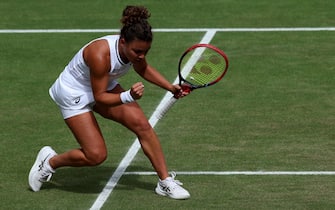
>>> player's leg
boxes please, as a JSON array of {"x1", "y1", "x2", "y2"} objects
[
  {"x1": 49, "y1": 111, "x2": 107, "y2": 169},
  {"x1": 29, "y1": 111, "x2": 108, "y2": 191},
  {"x1": 94, "y1": 84, "x2": 190, "y2": 199},
  {"x1": 94, "y1": 84, "x2": 169, "y2": 180}
]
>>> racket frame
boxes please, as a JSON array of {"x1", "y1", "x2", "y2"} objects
[
  {"x1": 156, "y1": 43, "x2": 229, "y2": 119},
  {"x1": 177, "y1": 43, "x2": 229, "y2": 91}
]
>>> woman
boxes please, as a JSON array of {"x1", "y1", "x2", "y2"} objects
[{"x1": 28, "y1": 5, "x2": 190, "y2": 200}]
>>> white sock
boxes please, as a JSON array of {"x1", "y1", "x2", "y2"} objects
[{"x1": 45, "y1": 156, "x2": 56, "y2": 173}]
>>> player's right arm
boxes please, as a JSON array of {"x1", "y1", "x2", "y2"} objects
[
  {"x1": 83, "y1": 40, "x2": 144, "y2": 106},
  {"x1": 83, "y1": 40, "x2": 124, "y2": 106}
]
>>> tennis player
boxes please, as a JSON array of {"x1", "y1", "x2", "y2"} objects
[{"x1": 28, "y1": 5, "x2": 190, "y2": 200}]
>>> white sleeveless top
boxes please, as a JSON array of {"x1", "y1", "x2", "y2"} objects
[
  {"x1": 60, "y1": 35, "x2": 132, "y2": 91},
  {"x1": 49, "y1": 35, "x2": 132, "y2": 109}
]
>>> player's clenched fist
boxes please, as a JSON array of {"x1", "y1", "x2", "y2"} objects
[{"x1": 130, "y1": 82, "x2": 145, "y2": 100}]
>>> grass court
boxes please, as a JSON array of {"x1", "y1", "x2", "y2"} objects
[{"x1": 0, "y1": 0, "x2": 334, "y2": 209}]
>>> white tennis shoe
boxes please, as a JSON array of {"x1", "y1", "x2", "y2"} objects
[
  {"x1": 28, "y1": 146, "x2": 57, "y2": 192},
  {"x1": 155, "y1": 172, "x2": 190, "y2": 199}
]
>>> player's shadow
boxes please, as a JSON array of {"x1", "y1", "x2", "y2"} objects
[
  {"x1": 39, "y1": 165, "x2": 156, "y2": 194},
  {"x1": 113, "y1": 166, "x2": 157, "y2": 192}
]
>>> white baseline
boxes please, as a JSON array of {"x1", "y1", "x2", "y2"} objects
[
  {"x1": 124, "y1": 171, "x2": 335, "y2": 176},
  {"x1": 1, "y1": 27, "x2": 335, "y2": 33}
]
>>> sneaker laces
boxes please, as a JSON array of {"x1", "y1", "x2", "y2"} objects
[
  {"x1": 38, "y1": 157, "x2": 53, "y2": 182},
  {"x1": 164, "y1": 171, "x2": 183, "y2": 186}
]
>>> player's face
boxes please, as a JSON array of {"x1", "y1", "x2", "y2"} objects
[{"x1": 119, "y1": 38, "x2": 151, "y2": 64}]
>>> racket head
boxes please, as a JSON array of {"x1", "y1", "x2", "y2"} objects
[{"x1": 178, "y1": 43, "x2": 229, "y2": 90}]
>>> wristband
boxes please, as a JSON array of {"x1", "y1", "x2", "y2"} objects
[{"x1": 120, "y1": 90, "x2": 135, "y2": 104}]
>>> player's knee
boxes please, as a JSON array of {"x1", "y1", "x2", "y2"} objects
[
  {"x1": 85, "y1": 149, "x2": 107, "y2": 166},
  {"x1": 133, "y1": 118, "x2": 152, "y2": 133}
]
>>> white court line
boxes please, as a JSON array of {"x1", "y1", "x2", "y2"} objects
[
  {"x1": 124, "y1": 171, "x2": 335, "y2": 176},
  {"x1": 89, "y1": 29, "x2": 217, "y2": 210},
  {"x1": 0, "y1": 27, "x2": 335, "y2": 33}
]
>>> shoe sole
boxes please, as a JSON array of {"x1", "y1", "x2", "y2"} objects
[{"x1": 155, "y1": 186, "x2": 190, "y2": 200}]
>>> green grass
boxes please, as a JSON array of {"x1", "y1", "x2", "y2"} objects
[{"x1": 0, "y1": 0, "x2": 335, "y2": 209}]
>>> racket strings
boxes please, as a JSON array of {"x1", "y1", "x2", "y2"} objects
[{"x1": 185, "y1": 50, "x2": 226, "y2": 86}]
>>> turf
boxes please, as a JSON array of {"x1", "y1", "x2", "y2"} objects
[{"x1": 0, "y1": 0, "x2": 334, "y2": 209}]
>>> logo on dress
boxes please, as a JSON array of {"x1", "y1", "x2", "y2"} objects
[{"x1": 74, "y1": 97, "x2": 80, "y2": 104}]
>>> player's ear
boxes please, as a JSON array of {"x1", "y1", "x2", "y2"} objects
[{"x1": 119, "y1": 38, "x2": 126, "y2": 45}]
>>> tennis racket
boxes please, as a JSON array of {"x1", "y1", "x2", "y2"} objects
[{"x1": 156, "y1": 43, "x2": 229, "y2": 119}]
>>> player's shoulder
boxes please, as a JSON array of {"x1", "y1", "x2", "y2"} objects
[
  {"x1": 84, "y1": 35, "x2": 119, "y2": 58},
  {"x1": 85, "y1": 39, "x2": 109, "y2": 58},
  {"x1": 83, "y1": 40, "x2": 110, "y2": 71}
]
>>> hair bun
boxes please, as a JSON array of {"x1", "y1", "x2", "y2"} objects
[{"x1": 121, "y1": 5, "x2": 151, "y2": 27}]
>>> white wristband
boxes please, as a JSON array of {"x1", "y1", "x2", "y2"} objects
[{"x1": 120, "y1": 90, "x2": 135, "y2": 104}]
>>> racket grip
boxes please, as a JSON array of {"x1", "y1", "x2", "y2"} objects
[{"x1": 156, "y1": 96, "x2": 178, "y2": 119}]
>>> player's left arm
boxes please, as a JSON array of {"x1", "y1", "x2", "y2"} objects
[{"x1": 134, "y1": 61, "x2": 180, "y2": 94}]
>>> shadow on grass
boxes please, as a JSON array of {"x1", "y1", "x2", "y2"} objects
[{"x1": 34, "y1": 165, "x2": 156, "y2": 194}]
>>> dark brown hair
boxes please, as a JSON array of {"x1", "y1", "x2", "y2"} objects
[{"x1": 120, "y1": 5, "x2": 153, "y2": 42}]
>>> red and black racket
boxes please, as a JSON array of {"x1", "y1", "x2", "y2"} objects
[{"x1": 156, "y1": 43, "x2": 229, "y2": 119}]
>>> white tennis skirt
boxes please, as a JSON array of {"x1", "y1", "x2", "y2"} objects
[{"x1": 49, "y1": 77, "x2": 118, "y2": 119}]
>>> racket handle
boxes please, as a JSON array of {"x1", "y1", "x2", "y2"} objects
[{"x1": 156, "y1": 96, "x2": 178, "y2": 119}]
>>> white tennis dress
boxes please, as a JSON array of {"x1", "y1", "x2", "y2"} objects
[{"x1": 49, "y1": 35, "x2": 132, "y2": 118}]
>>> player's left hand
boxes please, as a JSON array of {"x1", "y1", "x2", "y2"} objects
[{"x1": 130, "y1": 82, "x2": 145, "y2": 100}]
